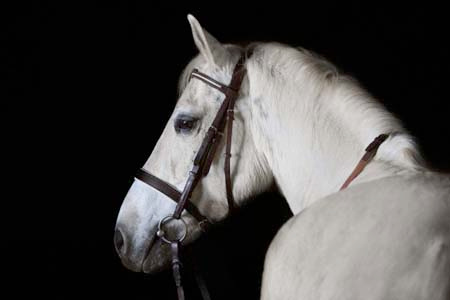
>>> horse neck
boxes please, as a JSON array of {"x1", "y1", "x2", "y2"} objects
[{"x1": 245, "y1": 45, "x2": 424, "y2": 213}]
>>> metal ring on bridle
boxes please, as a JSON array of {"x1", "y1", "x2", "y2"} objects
[{"x1": 157, "y1": 215, "x2": 188, "y2": 244}]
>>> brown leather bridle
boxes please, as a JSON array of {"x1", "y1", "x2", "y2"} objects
[
  {"x1": 136, "y1": 52, "x2": 248, "y2": 225},
  {"x1": 135, "y1": 51, "x2": 249, "y2": 300},
  {"x1": 133, "y1": 48, "x2": 389, "y2": 300}
]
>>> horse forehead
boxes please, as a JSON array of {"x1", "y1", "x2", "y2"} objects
[{"x1": 180, "y1": 78, "x2": 223, "y2": 106}]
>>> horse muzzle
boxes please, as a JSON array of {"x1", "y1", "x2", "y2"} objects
[{"x1": 114, "y1": 224, "x2": 161, "y2": 273}]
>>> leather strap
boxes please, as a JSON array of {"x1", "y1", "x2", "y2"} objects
[
  {"x1": 340, "y1": 134, "x2": 389, "y2": 190},
  {"x1": 135, "y1": 169, "x2": 209, "y2": 226},
  {"x1": 170, "y1": 242, "x2": 185, "y2": 300},
  {"x1": 201, "y1": 118, "x2": 227, "y2": 176},
  {"x1": 224, "y1": 100, "x2": 236, "y2": 211},
  {"x1": 223, "y1": 55, "x2": 247, "y2": 212},
  {"x1": 173, "y1": 166, "x2": 200, "y2": 219},
  {"x1": 136, "y1": 169, "x2": 181, "y2": 200},
  {"x1": 189, "y1": 70, "x2": 232, "y2": 95},
  {"x1": 182, "y1": 54, "x2": 248, "y2": 217}
]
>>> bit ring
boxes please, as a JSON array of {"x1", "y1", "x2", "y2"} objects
[{"x1": 157, "y1": 215, "x2": 188, "y2": 244}]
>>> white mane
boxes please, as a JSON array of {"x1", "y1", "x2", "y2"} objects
[
  {"x1": 248, "y1": 42, "x2": 423, "y2": 167},
  {"x1": 255, "y1": 43, "x2": 450, "y2": 300},
  {"x1": 242, "y1": 42, "x2": 424, "y2": 211}
]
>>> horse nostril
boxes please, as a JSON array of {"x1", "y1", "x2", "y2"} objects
[{"x1": 114, "y1": 228, "x2": 125, "y2": 255}]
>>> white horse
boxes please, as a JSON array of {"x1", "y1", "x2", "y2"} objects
[{"x1": 115, "y1": 15, "x2": 450, "y2": 299}]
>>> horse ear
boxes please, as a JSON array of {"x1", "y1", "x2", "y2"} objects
[{"x1": 187, "y1": 14, "x2": 228, "y2": 67}]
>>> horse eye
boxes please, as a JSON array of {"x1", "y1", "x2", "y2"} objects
[{"x1": 174, "y1": 115, "x2": 198, "y2": 134}]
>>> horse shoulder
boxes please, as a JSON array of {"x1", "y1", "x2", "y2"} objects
[{"x1": 261, "y1": 173, "x2": 450, "y2": 300}]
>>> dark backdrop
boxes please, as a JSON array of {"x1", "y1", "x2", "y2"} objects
[{"x1": 4, "y1": 2, "x2": 450, "y2": 299}]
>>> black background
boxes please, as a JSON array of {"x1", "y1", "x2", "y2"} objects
[{"x1": 4, "y1": 1, "x2": 450, "y2": 299}]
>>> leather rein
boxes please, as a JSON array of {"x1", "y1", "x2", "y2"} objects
[{"x1": 134, "y1": 49, "x2": 389, "y2": 300}]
